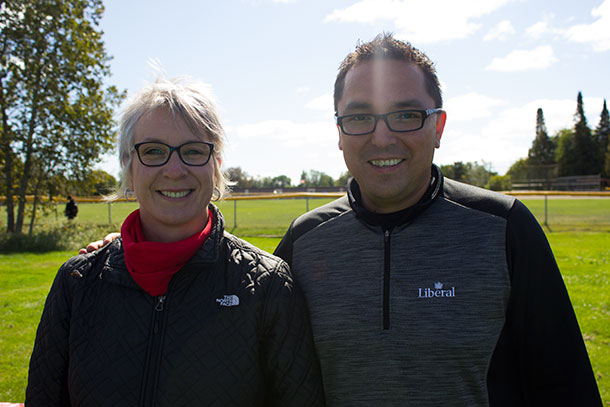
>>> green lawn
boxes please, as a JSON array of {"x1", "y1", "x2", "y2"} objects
[{"x1": 0, "y1": 197, "x2": 608, "y2": 403}]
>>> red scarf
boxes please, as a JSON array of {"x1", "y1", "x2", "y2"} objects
[{"x1": 121, "y1": 208, "x2": 213, "y2": 297}]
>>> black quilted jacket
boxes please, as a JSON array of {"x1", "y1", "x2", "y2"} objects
[{"x1": 26, "y1": 205, "x2": 325, "y2": 407}]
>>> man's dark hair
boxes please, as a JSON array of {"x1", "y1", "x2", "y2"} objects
[{"x1": 334, "y1": 32, "x2": 443, "y2": 112}]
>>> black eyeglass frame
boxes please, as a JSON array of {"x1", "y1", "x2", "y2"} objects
[
  {"x1": 335, "y1": 108, "x2": 444, "y2": 136},
  {"x1": 133, "y1": 141, "x2": 215, "y2": 167}
]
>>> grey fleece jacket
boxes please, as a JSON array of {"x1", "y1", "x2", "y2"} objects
[{"x1": 274, "y1": 166, "x2": 601, "y2": 407}]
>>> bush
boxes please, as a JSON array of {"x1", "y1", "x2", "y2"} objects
[
  {"x1": 0, "y1": 223, "x2": 121, "y2": 253},
  {"x1": 487, "y1": 175, "x2": 512, "y2": 191}
]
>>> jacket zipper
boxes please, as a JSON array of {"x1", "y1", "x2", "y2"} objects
[
  {"x1": 383, "y1": 228, "x2": 391, "y2": 330},
  {"x1": 140, "y1": 295, "x2": 167, "y2": 407}
]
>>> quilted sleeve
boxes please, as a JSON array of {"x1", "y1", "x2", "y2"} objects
[
  {"x1": 25, "y1": 260, "x2": 79, "y2": 406},
  {"x1": 260, "y1": 261, "x2": 325, "y2": 407}
]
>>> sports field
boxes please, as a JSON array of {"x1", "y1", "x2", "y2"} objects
[{"x1": 0, "y1": 196, "x2": 608, "y2": 403}]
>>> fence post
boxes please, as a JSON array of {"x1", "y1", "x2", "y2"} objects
[
  {"x1": 108, "y1": 202, "x2": 112, "y2": 225},
  {"x1": 306, "y1": 196, "x2": 309, "y2": 212},
  {"x1": 544, "y1": 194, "x2": 548, "y2": 227},
  {"x1": 233, "y1": 199, "x2": 237, "y2": 229}
]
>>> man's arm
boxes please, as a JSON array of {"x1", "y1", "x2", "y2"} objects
[{"x1": 488, "y1": 200, "x2": 602, "y2": 406}]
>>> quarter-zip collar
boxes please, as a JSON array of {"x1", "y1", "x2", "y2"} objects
[{"x1": 347, "y1": 164, "x2": 443, "y2": 229}]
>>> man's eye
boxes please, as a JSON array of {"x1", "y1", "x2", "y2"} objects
[
  {"x1": 395, "y1": 112, "x2": 419, "y2": 121},
  {"x1": 346, "y1": 115, "x2": 373, "y2": 122}
]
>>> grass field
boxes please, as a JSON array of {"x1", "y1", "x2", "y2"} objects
[{"x1": 0, "y1": 196, "x2": 608, "y2": 403}]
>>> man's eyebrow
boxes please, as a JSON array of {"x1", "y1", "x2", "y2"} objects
[
  {"x1": 340, "y1": 99, "x2": 429, "y2": 114},
  {"x1": 392, "y1": 100, "x2": 427, "y2": 109},
  {"x1": 340, "y1": 101, "x2": 372, "y2": 113}
]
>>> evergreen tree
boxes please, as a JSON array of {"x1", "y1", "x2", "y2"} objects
[
  {"x1": 559, "y1": 92, "x2": 598, "y2": 176},
  {"x1": 595, "y1": 100, "x2": 610, "y2": 177},
  {"x1": 528, "y1": 108, "x2": 555, "y2": 165},
  {"x1": 556, "y1": 129, "x2": 578, "y2": 177}
]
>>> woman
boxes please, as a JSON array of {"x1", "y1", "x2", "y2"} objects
[{"x1": 26, "y1": 78, "x2": 325, "y2": 406}]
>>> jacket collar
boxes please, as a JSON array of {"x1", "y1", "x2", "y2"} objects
[
  {"x1": 347, "y1": 164, "x2": 443, "y2": 229},
  {"x1": 101, "y1": 203, "x2": 226, "y2": 288}
]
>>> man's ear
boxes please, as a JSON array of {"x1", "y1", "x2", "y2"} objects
[
  {"x1": 435, "y1": 110, "x2": 447, "y2": 148},
  {"x1": 337, "y1": 124, "x2": 344, "y2": 150}
]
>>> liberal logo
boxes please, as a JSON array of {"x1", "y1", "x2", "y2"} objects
[
  {"x1": 216, "y1": 294, "x2": 240, "y2": 307},
  {"x1": 417, "y1": 281, "x2": 455, "y2": 298}
]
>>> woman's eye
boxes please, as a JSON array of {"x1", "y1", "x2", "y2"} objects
[
  {"x1": 143, "y1": 147, "x2": 164, "y2": 156},
  {"x1": 183, "y1": 148, "x2": 205, "y2": 156}
]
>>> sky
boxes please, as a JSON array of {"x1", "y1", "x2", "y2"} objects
[{"x1": 96, "y1": 0, "x2": 610, "y2": 185}]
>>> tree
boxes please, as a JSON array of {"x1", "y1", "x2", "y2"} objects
[
  {"x1": 595, "y1": 100, "x2": 610, "y2": 177},
  {"x1": 0, "y1": 0, "x2": 125, "y2": 233},
  {"x1": 562, "y1": 92, "x2": 598, "y2": 176},
  {"x1": 506, "y1": 158, "x2": 530, "y2": 181},
  {"x1": 299, "y1": 170, "x2": 335, "y2": 188},
  {"x1": 334, "y1": 171, "x2": 351, "y2": 187},
  {"x1": 73, "y1": 169, "x2": 117, "y2": 196},
  {"x1": 440, "y1": 161, "x2": 468, "y2": 182},
  {"x1": 528, "y1": 108, "x2": 555, "y2": 165},
  {"x1": 487, "y1": 175, "x2": 511, "y2": 191},
  {"x1": 225, "y1": 166, "x2": 253, "y2": 188},
  {"x1": 271, "y1": 175, "x2": 291, "y2": 188},
  {"x1": 556, "y1": 128, "x2": 579, "y2": 176}
]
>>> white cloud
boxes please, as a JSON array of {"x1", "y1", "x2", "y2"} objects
[
  {"x1": 486, "y1": 45, "x2": 558, "y2": 72},
  {"x1": 305, "y1": 93, "x2": 333, "y2": 111},
  {"x1": 525, "y1": 21, "x2": 549, "y2": 40},
  {"x1": 324, "y1": 0, "x2": 515, "y2": 43},
  {"x1": 226, "y1": 119, "x2": 334, "y2": 148},
  {"x1": 435, "y1": 97, "x2": 605, "y2": 174},
  {"x1": 296, "y1": 86, "x2": 310, "y2": 94},
  {"x1": 483, "y1": 20, "x2": 515, "y2": 42},
  {"x1": 224, "y1": 119, "x2": 343, "y2": 183},
  {"x1": 444, "y1": 92, "x2": 507, "y2": 121},
  {"x1": 564, "y1": 0, "x2": 610, "y2": 52}
]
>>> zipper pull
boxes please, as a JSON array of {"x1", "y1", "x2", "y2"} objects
[
  {"x1": 384, "y1": 228, "x2": 391, "y2": 242},
  {"x1": 155, "y1": 295, "x2": 165, "y2": 312}
]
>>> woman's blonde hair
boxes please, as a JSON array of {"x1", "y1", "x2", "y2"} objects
[{"x1": 111, "y1": 76, "x2": 231, "y2": 201}]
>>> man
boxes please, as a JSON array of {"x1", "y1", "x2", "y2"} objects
[
  {"x1": 274, "y1": 33, "x2": 602, "y2": 405},
  {"x1": 85, "y1": 34, "x2": 602, "y2": 405}
]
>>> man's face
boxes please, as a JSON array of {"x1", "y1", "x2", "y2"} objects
[{"x1": 337, "y1": 59, "x2": 446, "y2": 214}]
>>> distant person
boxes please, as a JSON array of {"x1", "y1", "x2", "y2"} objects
[
  {"x1": 27, "y1": 77, "x2": 324, "y2": 406},
  {"x1": 64, "y1": 195, "x2": 78, "y2": 220}
]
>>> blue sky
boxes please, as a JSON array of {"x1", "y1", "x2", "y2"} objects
[{"x1": 97, "y1": 0, "x2": 610, "y2": 185}]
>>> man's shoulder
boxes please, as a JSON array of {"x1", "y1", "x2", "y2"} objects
[
  {"x1": 274, "y1": 195, "x2": 351, "y2": 263},
  {"x1": 290, "y1": 195, "x2": 352, "y2": 236},
  {"x1": 441, "y1": 177, "x2": 517, "y2": 220}
]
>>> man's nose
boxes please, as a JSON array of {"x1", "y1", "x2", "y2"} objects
[{"x1": 370, "y1": 118, "x2": 397, "y2": 146}]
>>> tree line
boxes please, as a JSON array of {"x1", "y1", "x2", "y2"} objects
[
  {"x1": 225, "y1": 167, "x2": 351, "y2": 190},
  {"x1": 2, "y1": 1, "x2": 608, "y2": 235},
  {"x1": 506, "y1": 92, "x2": 609, "y2": 184}
]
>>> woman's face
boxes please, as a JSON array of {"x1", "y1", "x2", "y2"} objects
[{"x1": 130, "y1": 108, "x2": 217, "y2": 242}]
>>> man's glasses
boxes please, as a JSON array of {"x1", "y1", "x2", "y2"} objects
[
  {"x1": 335, "y1": 108, "x2": 443, "y2": 136},
  {"x1": 133, "y1": 141, "x2": 214, "y2": 167}
]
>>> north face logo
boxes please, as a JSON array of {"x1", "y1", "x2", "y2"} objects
[
  {"x1": 216, "y1": 295, "x2": 240, "y2": 307},
  {"x1": 418, "y1": 282, "x2": 455, "y2": 298}
]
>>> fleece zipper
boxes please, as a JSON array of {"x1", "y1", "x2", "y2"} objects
[
  {"x1": 383, "y1": 228, "x2": 392, "y2": 330},
  {"x1": 140, "y1": 295, "x2": 167, "y2": 407}
]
